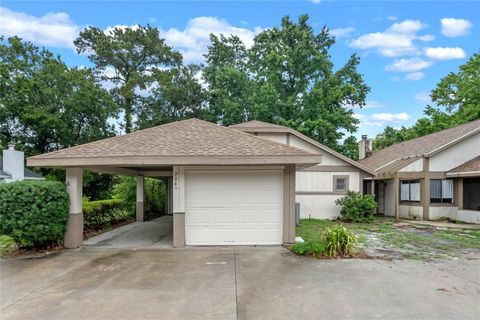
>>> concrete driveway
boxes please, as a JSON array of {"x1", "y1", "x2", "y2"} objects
[{"x1": 1, "y1": 247, "x2": 479, "y2": 320}]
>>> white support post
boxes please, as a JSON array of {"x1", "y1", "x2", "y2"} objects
[
  {"x1": 136, "y1": 176, "x2": 145, "y2": 222},
  {"x1": 64, "y1": 168, "x2": 83, "y2": 249}
]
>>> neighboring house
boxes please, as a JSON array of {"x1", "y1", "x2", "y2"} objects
[
  {"x1": 358, "y1": 119, "x2": 480, "y2": 224},
  {"x1": 0, "y1": 144, "x2": 44, "y2": 183},
  {"x1": 230, "y1": 121, "x2": 375, "y2": 219}
]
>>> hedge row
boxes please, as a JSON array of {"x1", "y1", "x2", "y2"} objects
[
  {"x1": 83, "y1": 198, "x2": 134, "y2": 233},
  {"x1": 0, "y1": 181, "x2": 69, "y2": 248}
]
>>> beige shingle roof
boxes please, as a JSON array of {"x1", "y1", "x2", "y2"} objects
[
  {"x1": 28, "y1": 119, "x2": 321, "y2": 167},
  {"x1": 230, "y1": 120, "x2": 287, "y2": 129},
  {"x1": 359, "y1": 119, "x2": 480, "y2": 171},
  {"x1": 448, "y1": 156, "x2": 480, "y2": 174}
]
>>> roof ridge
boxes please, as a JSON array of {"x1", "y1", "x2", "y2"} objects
[{"x1": 369, "y1": 118, "x2": 480, "y2": 158}]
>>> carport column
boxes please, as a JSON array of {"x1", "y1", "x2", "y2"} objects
[
  {"x1": 172, "y1": 166, "x2": 186, "y2": 248},
  {"x1": 136, "y1": 176, "x2": 145, "y2": 222},
  {"x1": 283, "y1": 164, "x2": 296, "y2": 244},
  {"x1": 422, "y1": 157, "x2": 430, "y2": 221},
  {"x1": 64, "y1": 168, "x2": 83, "y2": 249}
]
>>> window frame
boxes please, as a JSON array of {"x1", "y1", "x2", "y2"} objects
[
  {"x1": 333, "y1": 175, "x2": 349, "y2": 193},
  {"x1": 430, "y1": 179, "x2": 454, "y2": 204},
  {"x1": 400, "y1": 179, "x2": 421, "y2": 203}
]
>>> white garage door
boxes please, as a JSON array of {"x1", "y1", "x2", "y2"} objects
[{"x1": 185, "y1": 170, "x2": 283, "y2": 245}]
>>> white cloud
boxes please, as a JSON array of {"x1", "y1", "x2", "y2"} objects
[
  {"x1": 385, "y1": 58, "x2": 433, "y2": 72},
  {"x1": 349, "y1": 19, "x2": 433, "y2": 57},
  {"x1": 441, "y1": 18, "x2": 473, "y2": 37},
  {"x1": 387, "y1": 20, "x2": 425, "y2": 33},
  {"x1": 417, "y1": 34, "x2": 435, "y2": 42},
  {"x1": 354, "y1": 112, "x2": 410, "y2": 127},
  {"x1": 329, "y1": 27, "x2": 355, "y2": 38},
  {"x1": 405, "y1": 72, "x2": 425, "y2": 80},
  {"x1": 0, "y1": 7, "x2": 79, "y2": 48},
  {"x1": 414, "y1": 91, "x2": 431, "y2": 103},
  {"x1": 160, "y1": 16, "x2": 262, "y2": 63},
  {"x1": 347, "y1": 100, "x2": 385, "y2": 110},
  {"x1": 310, "y1": 0, "x2": 321, "y2": 3},
  {"x1": 424, "y1": 47, "x2": 466, "y2": 60},
  {"x1": 388, "y1": 16, "x2": 398, "y2": 21}
]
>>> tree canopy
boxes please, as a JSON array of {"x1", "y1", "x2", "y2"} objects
[
  {"x1": 74, "y1": 25, "x2": 182, "y2": 133},
  {"x1": 0, "y1": 36, "x2": 116, "y2": 156},
  {"x1": 203, "y1": 15, "x2": 370, "y2": 153},
  {"x1": 374, "y1": 52, "x2": 480, "y2": 150}
]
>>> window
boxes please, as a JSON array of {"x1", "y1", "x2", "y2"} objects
[
  {"x1": 430, "y1": 179, "x2": 453, "y2": 203},
  {"x1": 333, "y1": 175, "x2": 349, "y2": 192},
  {"x1": 400, "y1": 180, "x2": 420, "y2": 202}
]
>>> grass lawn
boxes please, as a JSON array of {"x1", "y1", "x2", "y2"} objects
[
  {"x1": 296, "y1": 217, "x2": 480, "y2": 260},
  {"x1": 0, "y1": 234, "x2": 17, "y2": 258}
]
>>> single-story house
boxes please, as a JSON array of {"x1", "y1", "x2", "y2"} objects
[
  {"x1": 358, "y1": 119, "x2": 480, "y2": 224},
  {"x1": 230, "y1": 121, "x2": 375, "y2": 219},
  {"x1": 1, "y1": 143, "x2": 44, "y2": 183},
  {"x1": 28, "y1": 119, "x2": 323, "y2": 248},
  {"x1": 28, "y1": 118, "x2": 378, "y2": 249}
]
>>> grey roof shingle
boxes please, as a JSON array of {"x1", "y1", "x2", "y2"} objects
[
  {"x1": 230, "y1": 120, "x2": 288, "y2": 129},
  {"x1": 29, "y1": 118, "x2": 320, "y2": 163},
  {"x1": 448, "y1": 156, "x2": 480, "y2": 174},
  {"x1": 359, "y1": 119, "x2": 480, "y2": 171}
]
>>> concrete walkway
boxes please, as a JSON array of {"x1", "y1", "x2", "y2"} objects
[
  {"x1": 1, "y1": 246, "x2": 479, "y2": 320},
  {"x1": 84, "y1": 215, "x2": 173, "y2": 248}
]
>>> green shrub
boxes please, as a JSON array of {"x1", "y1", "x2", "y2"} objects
[
  {"x1": 323, "y1": 225, "x2": 356, "y2": 257},
  {"x1": 111, "y1": 176, "x2": 165, "y2": 220},
  {"x1": 335, "y1": 191, "x2": 377, "y2": 222},
  {"x1": 83, "y1": 199, "x2": 133, "y2": 233},
  {"x1": 291, "y1": 241, "x2": 325, "y2": 257},
  {"x1": 0, "y1": 181, "x2": 69, "y2": 248}
]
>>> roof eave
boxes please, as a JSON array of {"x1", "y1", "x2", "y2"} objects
[{"x1": 27, "y1": 155, "x2": 323, "y2": 168}]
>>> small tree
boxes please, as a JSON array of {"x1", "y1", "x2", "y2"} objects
[{"x1": 335, "y1": 191, "x2": 377, "y2": 222}]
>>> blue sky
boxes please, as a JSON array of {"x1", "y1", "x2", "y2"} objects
[{"x1": 1, "y1": 0, "x2": 479, "y2": 139}]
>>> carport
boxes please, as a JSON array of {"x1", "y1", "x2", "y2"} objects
[{"x1": 27, "y1": 119, "x2": 322, "y2": 248}]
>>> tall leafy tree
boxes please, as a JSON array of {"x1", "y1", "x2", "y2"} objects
[
  {"x1": 137, "y1": 64, "x2": 207, "y2": 128},
  {"x1": 203, "y1": 15, "x2": 370, "y2": 151},
  {"x1": 203, "y1": 34, "x2": 254, "y2": 125},
  {"x1": 0, "y1": 36, "x2": 115, "y2": 155},
  {"x1": 74, "y1": 25, "x2": 182, "y2": 133},
  {"x1": 374, "y1": 52, "x2": 480, "y2": 150}
]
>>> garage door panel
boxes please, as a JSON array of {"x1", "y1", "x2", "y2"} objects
[{"x1": 185, "y1": 170, "x2": 283, "y2": 245}]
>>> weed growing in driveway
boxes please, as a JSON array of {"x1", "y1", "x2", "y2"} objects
[{"x1": 291, "y1": 224, "x2": 357, "y2": 258}]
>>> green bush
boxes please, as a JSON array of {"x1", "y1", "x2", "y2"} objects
[
  {"x1": 291, "y1": 241, "x2": 325, "y2": 257},
  {"x1": 111, "y1": 176, "x2": 165, "y2": 220},
  {"x1": 323, "y1": 225, "x2": 356, "y2": 257},
  {"x1": 83, "y1": 199, "x2": 133, "y2": 233},
  {"x1": 335, "y1": 191, "x2": 377, "y2": 222},
  {"x1": 0, "y1": 181, "x2": 69, "y2": 248}
]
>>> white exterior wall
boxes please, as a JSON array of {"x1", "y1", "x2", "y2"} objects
[
  {"x1": 247, "y1": 130, "x2": 369, "y2": 220},
  {"x1": 296, "y1": 171, "x2": 360, "y2": 219},
  {"x1": 429, "y1": 206, "x2": 458, "y2": 220},
  {"x1": 296, "y1": 171, "x2": 359, "y2": 192},
  {"x1": 457, "y1": 210, "x2": 480, "y2": 224},
  {"x1": 398, "y1": 159, "x2": 423, "y2": 172},
  {"x1": 290, "y1": 135, "x2": 346, "y2": 165},
  {"x1": 399, "y1": 205, "x2": 423, "y2": 219},
  {"x1": 429, "y1": 133, "x2": 480, "y2": 171},
  {"x1": 296, "y1": 194, "x2": 345, "y2": 220}
]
